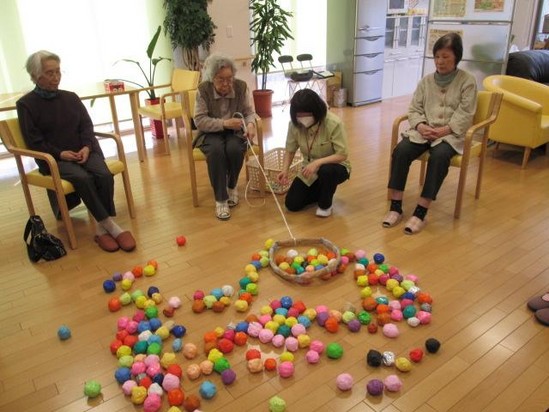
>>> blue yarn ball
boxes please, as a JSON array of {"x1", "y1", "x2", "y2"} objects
[
  {"x1": 172, "y1": 338, "x2": 183, "y2": 352},
  {"x1": 103, "y1": 279, "x2": 116, "y2": 293},
  {"x1": 171, "y1": 325, "x2": 186, "y2": 338},
  {"x1": 114, "y1": 367, "x2": 131, "y2": 384},
  {"x1": 297, "y1": 315, "x2": 312, "y2": 328},
  {"x1": 147, "y1": 335, "x2": 162, "y2": 345},
  {"x1": 280, "y1": 296, "x2": 293, "y2": 309},
  {"x1": 148, "y1": 318, "x2": 162, "y2": 331},
  {"x1": 137, "y1": 320, "x2": 151, "y2": 333},
  {"x1": 402, "y1": 292, "x2": 416, "y2": 301},
  {"x1": 57, "y1": 325, "x2": 71, "y2": 340},
  {"x1": 147, "y1": 286, "x2": 160, "y2": 297},
  {"x1": 234, "y1": 321, "x2": 249, "y2": 333},
  {"x1": 373, "y1": 253, "x2": 385, "y2": 264},
  {"x1": 251, "y1": 260, "x2": 262, "y2": 270},
  {"x1": 210, "y1": 288, "x2": 224, "y2": 300},
  {"x1": 152, "y1": 373, "x2": 164, "y2": 385},
  {"x1": 199, "y1": 380, "x2": 217, "y2": 399},
  {"x1": 275, "y1": 307, "x2": 289, "y2": 317}
]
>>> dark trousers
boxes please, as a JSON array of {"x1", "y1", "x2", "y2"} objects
[
  {"x1": 199, "y1": 131, "x2": 247, "y2": 202},
  {"x1": 285, "y1": 163, "x2": 349, "y2": 211},
  {"x1": 55, "y1": 152, "x2": 115, "y2": 221},
  {"x1": 388, "y1": 137, "x2": 456, "y2": 201}
]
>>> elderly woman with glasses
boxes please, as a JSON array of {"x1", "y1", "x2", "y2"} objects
[{"x1": 193, "y1": 53, "x2": 257, "y2": 220}]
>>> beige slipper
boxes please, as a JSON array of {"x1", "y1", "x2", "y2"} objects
[
  {"x1": 382, "y1": 211, "x2": 402, "y2": 228},
  {"x1": 404, "y1": 216, "x2": 426, "y2": 235}
]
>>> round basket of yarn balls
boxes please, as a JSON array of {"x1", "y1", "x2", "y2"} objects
[{"x1": 269, "y1": 238, "x2": 341, "y2": 284}]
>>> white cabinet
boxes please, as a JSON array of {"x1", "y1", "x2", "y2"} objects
[{"x1": 382, "y1": 14, "x2": 427, "y2": 99}]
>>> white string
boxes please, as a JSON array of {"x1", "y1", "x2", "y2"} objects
[{"x1": 233, "y1": 112, "x2": 297, "y2": 243}]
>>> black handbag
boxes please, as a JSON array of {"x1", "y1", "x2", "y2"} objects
[{"x1": 24, "y1": 215, "x2": 67, "y2": 262}]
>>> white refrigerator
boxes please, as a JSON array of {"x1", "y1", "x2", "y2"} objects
[
  {"x1": 423, "y1": 0, "x2": 516, "y2": 87},
  {"x1": 327, "y1": 0, "x2": 388, "y2": 106}
]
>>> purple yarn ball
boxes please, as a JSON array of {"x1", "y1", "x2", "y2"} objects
[
  {"x1": 347, "y1": 319, "x2": 361, "y2": 332},
  {"x1": 366, "y1": 379, "x2": 384, "y2": 396},
  {"x1": 316, "y1": 311, "x2": 329, "y2": 327},
  {"x1": 221, "y1": 368, "x2": 236, "y2": 385}
]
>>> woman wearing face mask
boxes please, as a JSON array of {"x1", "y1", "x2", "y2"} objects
[{"x1": 277, "y1": 89, "x2": 351, "y2": 217}]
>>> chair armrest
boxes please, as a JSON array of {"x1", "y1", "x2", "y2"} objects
[
  {"x1": 502, "y1": 91, "x2": 543, "y2": 113},
  {"x1": 94, "y1": 131, "x2": 127, "y2": 164},
  {"x1": 391, "y1": 114, "x2": 409, "y2": 151}
]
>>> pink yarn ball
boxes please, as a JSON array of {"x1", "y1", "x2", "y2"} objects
[
  {"x1": 315, "y1": 305, "x2": 329, "y2": 313},
  {"x1": 247, "y1": 322, "x2": 263, "y2": 338},
  {"x1": 355, "y1": 249, "x2": 366, "y2": 259},
  {"x1": 258, "y1": 314, "x2": 272, "y2": 326},
  {"x1": 259, "y1": 329, "x2": 274, "y2": 344},
  {"x1": 378, "y1": 274, "x2": 390, "y2": 285},
  {"x1": 162, "y1": 373, "x2": 180, "y2": 391},
  {"x1": 383, "y1": 374, "x2": 403, "y2": 392},
  {"x1": 193, "y1": 290, "x2": 205, "y2": 300},
  {"x1": 270, "y1": 299, "x2": 282, "y2": 310},
  {"x1": 287, "y1": 307, "x2": 300, "y2": 318},
  {"x1": 388, "y1": 266, "x2": 399, "y2": 276},
  {"x1": 146, "y1": 363, "x2": 161, "y2": 377},
  {"x1": 285, "y1": 337, "x2": 299, "y2": 352},
  {"x1": 340, "y1": 256, "x2": 349, "y2": 265},
  {"x1": 143, "y1": 393, "x2": 162, "y2": 412},
  {"x1": 117, "y1": 316, "x2": 130, "y2": 330},
  {"x1": 305, "y1": 350, "x2": 320, "y2": 364},
  {"x1": 400, "y1": 298, "x2": 414, "y2": 308},
  {"x1": 336, "y1": 373, "x2": 354, "y2": 391},
  {"x1": 405, "y1": 274, "x2": 419, "y2": 283},
  {"x1": 390, "y1": 310, "x2": 404, "y2": 321},
  {"x1": 131, "y1": 361, "x2": 146, "y2": 375},
  {"x1": 144, "y1": 355, "x2": 160, "y2": 366},
  {"x1": 126, "y1": 320, "x2": 138, "y2": 334},
  {"x1": 271, "y1": 334, "x2": 285, "y2": 348},
  {"x1": 122, "y1": 380, "x2": 137, "y2": 395},
  {"x1": 417, "y1": 311, "x2": 432, "y2": 324},
  {"x1": 310, "y1": 340, "x2": 325, "y2": 354},
  {"x1": 222, "y1": 329, "x2": 235, "y2": 341},
  {"x1": 133, "y1": 310, "x2": 146, "y2": 322},
  {"x1": 168, "y1": 296, "x2": 182, "y2": 308},
  {"x1": 382, "y1": 323, "x2": 400, "y2": 338},
  {"x1": 278, "y1": 361, "x2": 294, "y2": 378},
  {"x1": 291, "y1": 324, "x2": 306, "y2": 337},
  {"x1": 123, "y1": 271, "x2": 135, "y2": 281},
  {"x1": 388, "y1": 300, "x2": 401, "y2": 311}
]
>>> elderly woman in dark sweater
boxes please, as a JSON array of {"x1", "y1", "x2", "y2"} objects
[
  {"x1": 16, "y1": 50, "x2": 135, "y2": 252},
  {"x1": 193, "y1": 53, "x2": 257, "y2": 221}
]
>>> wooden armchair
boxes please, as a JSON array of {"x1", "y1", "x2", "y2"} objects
[
  {"x1": 388, "y1": 90, "x2": 503, "y2": 219},
  {"x1": 181, "y1": 89, "x2": 265, "y2": 207},
  {"x1": 0, "y1": 118, "x2": 135, "y2": 249}
]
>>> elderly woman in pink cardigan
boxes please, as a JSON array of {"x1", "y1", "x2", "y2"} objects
[{"x1": 382, "y1": 32, "x2": 477, "y2": 235}]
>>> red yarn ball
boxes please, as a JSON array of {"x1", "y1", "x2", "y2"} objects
[
  {"x1": 246, "y1": 348, "x2": 262, "y2": 360},
  {"x1": 409, "y1": 348, "x2": 424, "y2": 363},
  {"x1": 234, "y1": 332, "x2": 248, "y2": 346},
  {"x1": 217, "y1": 338, "x2": 235, "y2": 354},
  {"x1": 167, "y1": 364, "x2": 183, "y2": 378},
  {"x1": 325, "y1": 317, "x2": 339, "y2": 333},
  {"x1": 168, "y1": 388, "x2": 185, "y2": 406}
]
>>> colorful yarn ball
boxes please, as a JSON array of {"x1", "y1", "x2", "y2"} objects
[
  {"x1": 336, "y1": 373, "x2": 354, "y2": 391},
  {"x1": 325, "y1": 317, "x2": 339, "y2": 333},
  {"x1": 407, "y1": 317, "x2": 421, "y2": 327},
  {"x1": 143, "y1": 393, "x2": 162, "y2": 412},
  {"x1": 247, "y1": 358, "x2": 264, "y2": 373},
  {"x1": 417, "y1": 311, "x2": 432, "y2": 324},
  {"x1": 167, "y1": 388, "x2": 185, "y2": 406},
  {"x1": 367, "y1": 349, "x2": 383, "y2": 367},
  {"x1": 271, "y1": 334, "x2": 285, "y2": 348},
  {"x1": 382, "y1": 351, "x2": 396, "y2": 366},
  {"x1": 183, "y1": 343, "x2": 198, "y2": 359},
  {"x1": 395, "y1": 357, "x2": 413, "y2": 372},
  {"x1": 221, "y1": 368, "x2": 237, "y2": 385},
  {"x1": 186, "y1": 363, "x2": 202, "y2": 380},
  {"x1": 264, "y1": 358, "x2": 277, "y2": 371},
  {"x1": 115, "y1": 367, "x2": 132, "y2": 384},
  {"x1": 122, "y1": 380, "x2": 137, "y2": 395},
  {"x1": 131, "y1": 385, "x2": 148, "y2": 405},
  {"x1": 213, "y1": 357, "x2": 231, "y2": 373},
  {"x1": 162, "y1": 373, "x2": 181, "y2": 391},
  {"x1": 83, "y1": 380, "x2": 102, "y2": 398},
  {"x1": 200, "y1": 360, "x2": 214, "y2": 375},
  {"x1": 383, "y1": 374, "x2": 403, "y2": 392},
  {"x1": 199, "y1": 380, "x2": 217, "y2": 399},
  {"x1": 409, "y1": 348, "x2": 424, "y2": 363},
  {"x1": 425, "y1": 338, "x2": 441, "y2": 353},
  {"x1": 182, "y1": 394, "x2": 201, "y2": 412},
  {"x1": 278, "y1": 361, "x2": 294, "y2": 378},
  {"x1": 326, "y1": 342, "x2": 343, "y2": 359},
  {"x1": 57, "y1": 325, "x2": 71, "y2": 340},
  {"x1": 382, "y1": 323, "x2": 400, "y2": 338},
  {"x1": 347, "y1": 319, "x2": 361, "y2": 332},
  {"x1": 366, "y1": 379, "x2": 384, "y2": 396},
  {"x1": 367, "y1": 322, "x2": 378, "y2": 334},
  {"x1": 269, "y1": 395, "x2": 287, "y2": 412},
  {"x1": 310, "y1": 340, "x2": 325, "y2": 353},
  {"x1": 103, "y1": 279, "x2": 116, "y2": 293},
  {"x1": 285, "y1": 336, "x2": 299, "y2": 352},
  {"x1": 291, "y1": 323, "x2": 306, "y2": 336},
  {"x1": 306, "y1": 350, "x2": 320, "y2": 364}
]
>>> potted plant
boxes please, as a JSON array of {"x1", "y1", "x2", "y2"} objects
[
  {"x1": 250, "y1": 0, "x2": 293, "y2": 117},
  {"x1": 163, "y1": 0, "x2": 216, "y2": 71},
  {"x1": 115, "y1": 25, "x2": 171, "y2": 138}
]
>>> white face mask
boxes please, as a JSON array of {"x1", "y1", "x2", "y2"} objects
[{"x1": 297, "y1": 116, "x2": 315, "y2": 128}]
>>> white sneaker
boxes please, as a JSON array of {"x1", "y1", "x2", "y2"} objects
[
  {"x1": 316, "y1": 206, "x2": 333, "y2": 217},
  {"x1": 215, "y1": 201, "x2": 231, "y2": 220},
  {"x1": 227, "y1": 188, "x2": 239, "y2": 207}
]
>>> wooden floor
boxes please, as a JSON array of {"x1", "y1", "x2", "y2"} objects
[{"x1": 1, "y1": 96, "x2": 548, "y2": 412}]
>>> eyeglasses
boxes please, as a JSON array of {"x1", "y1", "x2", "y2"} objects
[{"x1": 214, "y1": 76, "x2": 234, "y2": 85}]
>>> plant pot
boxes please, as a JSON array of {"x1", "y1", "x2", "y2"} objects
[
  {"x1": 145, "y1": 98, "x2": 164, "y2": 139},
  {"x1": 253, "y1": 89, "x2": 274, "y2": 118}
]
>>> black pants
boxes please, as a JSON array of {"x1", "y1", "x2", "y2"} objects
[
  {"x1": 388, "y1": 137, "x2": 456, "y2": 201},
  {"x1": 285, "y1": 163, "x2": 349, "y2": 211},
  {"x1": 54, "y1": 152, "x2": 115, "y2": 221},
  {"x1": 199, "y1": 131, "x2": 247, "y2": 202}
]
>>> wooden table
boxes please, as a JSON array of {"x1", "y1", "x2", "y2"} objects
[{"x1": 0, "y1": 82, "x2": 168, "y2": 162}]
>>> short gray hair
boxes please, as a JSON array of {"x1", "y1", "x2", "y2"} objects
[
  {"x1": 25, "y1": 50, "x2": 60, "y2": 82},
  {"x1": 202, "y1": 53, "x2": 237, "y2": 82}
]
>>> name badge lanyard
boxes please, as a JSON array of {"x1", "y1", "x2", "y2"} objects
[{"x1": 306, "y1": 125, "x2": 320, "y2": 162}]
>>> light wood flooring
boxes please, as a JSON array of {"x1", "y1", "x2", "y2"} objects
[{"x1": 1, "y1": 96, "x2": 548, "y2": 412}]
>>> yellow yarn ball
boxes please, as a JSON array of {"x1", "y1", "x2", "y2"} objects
[
  {"x1": 303, "y1": 308, "x2": 317, "y2": 320},
  {"x1": 386, "y1": 278, "x2": 399, "y2": 291},
  {"x1": 234, "y1": 299, "x2": 249, "y2": 312},
  {"x1": 273, "y1": 314, "x2": 287, "y2": 325},
  {"x1": 121, "y1": 279, "x2": 133, "y2": 291},
  {"x1": 356, "y1": 275, "x2": 369, "y2": 287},
  {"x1": 260, "y1": 305, "x2": 274, "y2": 315},
  {"x1": 279, "y1": 351, "x2": 294, "y2": 362},
  {"x1": 360, "y1": 286, "x2": 373, "y2": 298},
  {"x1": 207, "y1": 348, "x2": 223, "y2": 363},
  {"x1": 134, "y1": 295, "x2": 147, "y2": 309},
  {"x1": 155, "y1": 326, "x2": 170, "y2": 340},
  {"x1": 264, "y1": 238, "x2": 274, "y2": 249},
  {"x1": 247, "y1": 271, "x2": 260, "y2": 282},
  {"x1": 219, "y1": 296, "x2": 231, "y2": 306},
  {"x1": 160, "y1": 352, "x2": 177, "y2": 368},
  {"x1": 116, "y1": 345, "x2": 132, "y2": 358},
  {"x1": 285, "y1": 316, "x2": 298, "y2": 327},
  {"x1": 143, "y1": 264, "x2": 156, "y2": 277},
  {"x1": 130, "y1": 385, "x2": 147, "y2": 404},
  {"x1": 395, "y1": 357, "x2": 413, "y2": 372},
  {"x1": 265, "y1": 320, "x2": 279, "y2": 334},
  {"x1": 392, "y1": 286, "x2": 406, "y2": 298},
  {"x1": 297, "y1": 334, "x2": 311, "y2": 348}
]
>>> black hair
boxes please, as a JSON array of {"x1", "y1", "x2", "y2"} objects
[
  {"x1": 433, "y1": 32, "x2": 463, "y2": 65},
  {"x1": 289, "y1": 89, "x2": 327, "y2": 126}
]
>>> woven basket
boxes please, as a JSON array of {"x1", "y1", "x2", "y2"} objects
[
  {"x1": 246, "y1": 148, "x2": 302, "y2": 195},
  {"x1": 269, "y1": 238, "x2": 341, "y2": 285}
]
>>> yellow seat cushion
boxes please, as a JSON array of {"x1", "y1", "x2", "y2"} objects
[
  {"x1": 137, "y1": 102, "x2": 183, "y2": 120},
  {"x1": 416, "y1": 141, "x2": 482, "y2": 168}
]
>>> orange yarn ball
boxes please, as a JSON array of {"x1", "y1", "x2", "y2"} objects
[
  {"x1": 203, "y1": 340, "x2": 217, "y2": 355},
  {"x1": 245, "y1": 314, "x2": 260, "y2": 323},
  {"x1": 325, "y1": 316, "x2": 339, "y2": 333},
  {"x1": 147, "y1": 259, "x2": 158, "y2": 269},
  {"x1": 239, "y1": 292, "x2": 253, "y2": 304},
  {"x1": 192, "y1": 299, "x2": 206, "y2": 313},
  {"x1": 251, "y1": 252, "x2": 262, "y2": 261},
  {"x1": 368, "y1": 273, "x2": 379, "y2": 285},
  {"x1": 354, "y1": 269, "x2": 366, "y2": 279},
  {"x1": 264, "y1": 358, "x2": 277, "y2": 371},
  {"x1": 376, "y1": 304, "x2": 390, "y2": 314},
  {"x1": 367, "y1": 263, "x2": 378, "y2": 273},
  {"x1": 182, "y1": 394, "x2": 201, "y2": 412},
  {"x1": 132, "y1": 265, "x2": 143, "y2": 277},
  {"x1": 234, "y1": 331, "x2": 248, "y2": 346},
  {"x1": 168, "y1": 388, "x2": 185, "y2": 406},
  {"x1": 212, "y1": 301, "x2": 225, "y2": 313},
  {"x1": 417, "y1": 292, "x2": 433, "y2": 304},
  {"x1": 362, "y1": 297, "x2": 377, "y2": 311},
  {"x1": 337, "y1": 263, "x2": 347, "y2": 273},
  {"x1": 203, "y1": 331, "x2": 218, "y2": 343},
  {"x1": 326, "y1": 251, "x2": 336, "y2": 260},
  {"x1": 275, "y1": 255, "x2": 286, "y2": 265},
  {"x1": 376, "y1": 312, "x2": 392, "y2": 326}
]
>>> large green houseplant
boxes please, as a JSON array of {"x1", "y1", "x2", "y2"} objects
[
  {"x1": 250, "y1": 0, "x2": 293, "y2": 117},
  {"x1": 115, "y1": 25, "x2": 171, "y2": 100},
  {"x1": 163, "y1": 0, "x2": 216, "y2": 71}
]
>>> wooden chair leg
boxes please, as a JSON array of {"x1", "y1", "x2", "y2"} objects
[
  {"x1": 121, "y1": 170, "x2": 136, "y2": 218},
  {"x1": 162, "y1": 116, "x2": 171, "y2": 156},
  {"x1": 54, "y1": 189, "x2": 77, "y2": 249},
  {"x1": 454, "y1": 166, "x2": 468, "y2": 219},
  {"x1": 521, "y1": 147, "x2": 531, "y2": 168}
]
